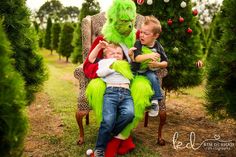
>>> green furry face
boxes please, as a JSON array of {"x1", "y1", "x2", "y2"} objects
[
  {"x1": 114, "y1": 19, "x2": 134, "y2": 36},
  {"x1": 106, "y1": 0, "x2": 136, "y2": 36},
  {"x1": 102, "y1": 0, "x2": 137, "y2": 48}
]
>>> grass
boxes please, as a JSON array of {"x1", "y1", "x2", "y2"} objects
[
  {"x1": 178, "y1": 81, "x2": 206, "y2": 99},
  {"x1": 39, "y1": 49, "x2": 160, "y2": 157}
]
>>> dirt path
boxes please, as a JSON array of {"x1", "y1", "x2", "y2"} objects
[
  {"x1": 24, "y1": 90, "x2": 236, "y2": 157},
  {"x1": 134, "y1": 93, "x2": 236, "y2": 157},
  {"x1": 24, "y1": 92, "x2": 64, "y2": 156}
]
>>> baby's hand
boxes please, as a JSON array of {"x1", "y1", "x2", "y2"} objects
[
  {"x1": 128, "y1": 47, "x2": 136, "y2": 61},
  {"x1": 148, "y1": 53, "x2": 160, "y2": 61},
  {"x1": 98, "y1": 40, "x2": 109, "y2": 49},
  {"x1": 128, "y1": 47, "x2": 136, "y2": 57}
]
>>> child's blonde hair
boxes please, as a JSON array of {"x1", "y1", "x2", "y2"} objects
[{"x1": 143, "y1": 15, "x2": 162, "y2": 35}]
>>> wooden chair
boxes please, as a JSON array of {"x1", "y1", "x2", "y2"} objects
[{"x1": 74, "y1": 12, "x2": 167, "y2": 145}]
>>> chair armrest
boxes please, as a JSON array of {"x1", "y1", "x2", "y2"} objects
[{"x1": 74, "y1": 64, "x2": 89, "y2": 87}]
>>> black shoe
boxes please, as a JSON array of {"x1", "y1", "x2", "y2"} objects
[{"x1": 94, "y1": 149, "x2": 104, "y2": 157}]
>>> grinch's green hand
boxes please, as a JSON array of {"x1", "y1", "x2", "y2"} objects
[
  {"x1": 140, "y1": 46, "x2": 160, "y2": 70},
  {"x1": 111, "y1": 60, "x2": 134, "y2": 80}
]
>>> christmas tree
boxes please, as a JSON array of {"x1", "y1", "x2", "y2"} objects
[
  {"x1": 206, "y1": 0, "x2": 236, "y2": 119},
  {"x1": 0, "y1": 0, "x2": 48, "y2": 103},
  {"x1": 0, "y1": 21, "x2": 28, "y2": 157},
  {"x1": 136, "y1": 0, "x2": 203, "y2": 91}
]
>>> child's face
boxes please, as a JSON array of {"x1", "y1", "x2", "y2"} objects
[
  {"x1": 104, "y1": 46, "x2": 124, "y2": 60},
  {"x1": 140, "y1": 23, "x2": 159, "y2": 47}
]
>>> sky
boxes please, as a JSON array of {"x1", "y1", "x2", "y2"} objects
[{"x1": 26, "y1": 0, "x2": 113, "y2": 11}]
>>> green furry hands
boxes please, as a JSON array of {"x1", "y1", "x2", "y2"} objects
[
  {"x1": 111, "y1": 60, "x2": 134, "y2": 80},
  {"x1": 140, "y1": 46, "x2": 161, "y2": 70}
]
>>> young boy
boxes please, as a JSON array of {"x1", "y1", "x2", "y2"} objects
[
  {"x1": 88, "y1": 41, "x2": 134, "y2": 157},
  {"x1": 132, "y1": 15, "x2": 168, "y2": 117}
]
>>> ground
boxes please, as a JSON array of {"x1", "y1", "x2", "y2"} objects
[
  {"x1": 24, "y1": 91, "x2": 236, "y2": 157},
  {"x1": 24, "y1": 92, "x2": 64, "y2": 156}
]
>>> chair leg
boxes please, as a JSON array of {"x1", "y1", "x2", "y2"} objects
[
  {"x1": 75, "y1": 109, "x2": 89, "y2": 145},
  {"x1": 85, "y1": 113, "x2": 89, "y2": 125},
  {"x1": 157, "y1": 110, "x2": 167, "y2": 146},
  {"x1": 144, "y1": 111, "x2": 149, "y2": 127}
]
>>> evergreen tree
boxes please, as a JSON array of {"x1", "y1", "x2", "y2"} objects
[
  {"x1": 0, "y1": 0, "x2": 48, "y2": 103},
  {"x1": 38, "y1": 30, "x2": 45, "y2": 48},
  {"x1": 206, "y1": 0, "x2": 236, "y2": 119},
  {"x1": 33, "y1": 21, "x2": 40, "y2": 33},
  {"x1": 44, "y1": 17, "x2": 53, "y2": 54},
  {"x1": 205, "y1": 13, "x2": 223, "y2": 59},
  {"x1": 136, "y1": 0, "x2": 203, "y2": 91},
  {"x1": 58, "y1": 22, "x2": 75, "y2": 62},
  {"x1": 33, "y1": 21, "x2": 44, "y2": 48},
  {"x1": 71, "y1": 23, "x2": 83, "y2": 63},
  {"x1": 0, "y1": 21, "x2": 28, "y2": 157},
  {"x1": 71, "y1": 0, "x2": 100, "y2": 64},
  {"x1": 51, "y1": 22, "x2": 61, "y2": 55}
]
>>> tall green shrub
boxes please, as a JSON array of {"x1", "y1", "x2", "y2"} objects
[
  {"x1": 58, "y1": 22, "x2": 75, "y2": 62},
  {"x1": 44, "y1": 17, "x2": 53, "y2": 53},
  {"x1": 206, "y1": 0, "x2": 236, "y2": 119},
  {"x1": 71, "y1": 23, "x2": 83, "y2": 63},
  {"x1": 0, "y1": 0, "x2": 48, "y2": 103},
  {"x1": 0, "y1": 21, "x2": 28, "y2": 157},
  {"x1": 205, "y1": 14, "x2": 223, "y2": 59},
  {"x1": 38, "y1": 30, "x2": 45, "y2": 48},
  {"x1": 51, "y1": 22, "x2": 61, "y2": 54}
]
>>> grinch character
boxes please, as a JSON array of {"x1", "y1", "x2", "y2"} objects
[{"x1": 83, "y1": 0, "x2": 167, "y2": 156}]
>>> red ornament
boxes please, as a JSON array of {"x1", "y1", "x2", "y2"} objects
[
  {"x1": 179, "y1": 17, "x2": 184, "y2": 23},
  {"x1": 186, "y1": 27, "x2": 193, "y2": 34},
  {"x1": 167, "y1": 19, "x2": 173, "y2": 26},
  {"x1": 192, "y1": 9, "x2": 198, "y2": 16},
  {"x1": 137, "y1": 0, "x2": 144, "y2": 5}
]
